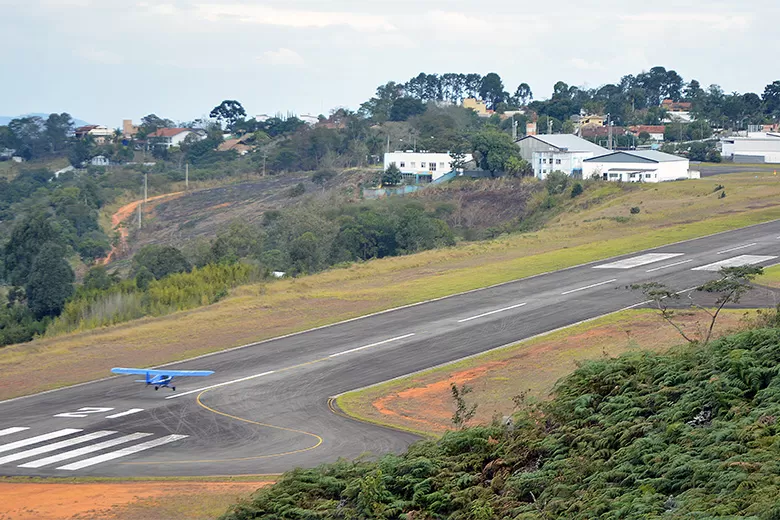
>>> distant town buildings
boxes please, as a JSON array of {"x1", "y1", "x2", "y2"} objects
[
  {"x1": 147, "y1": 128, "x2": 205, "y2": 149},
  {"x1": 721, "y1": 132, "x2": 780, "y2": 163},
  {"x1": 662, "y1": 99, "x2": 694, "y2": 123},
  {"x1": 462, "y1": 98, "x2": 493, "y2": 118},
  {"x1": 384, "y1": 151, "x2": 474, "y2": 183},
  {"x1": 74, "y1": 125, "x2": 113, "y2": 144},
  {"x1": 515, "y1": 134, "x2": 608, "y2": 180},
  {"x1": 628, "y1": 125, "x2": 666, "y2": 142},
  {"x1": 584, "y1": 150, "x2": 696, "y2": 182},
  {"x1": 122, "y1": 119, "x2": 139, "y2": 137}
]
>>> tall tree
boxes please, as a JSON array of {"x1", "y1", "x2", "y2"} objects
[
  {"x1": 25, "y1": 242, "x2": 74, "y2": 319},
  {"x1": 470, "y1": 128, "x2": 519, "y2": 176},
  {"x1": 479, "y1": 73, "x2": 505, "y2": 109},
  {"x1": 45, "y1": 113, "x2": 73, "y2": 153},
  {"x1": 1, "y1": 213, "x2": 63, "y2": 287},
  {"x1": 209, "y1": 100, "x2": 247, "y2": 132},
  {"x1": 514, "y1": 83, "x2": 533, "y2": 106},
  {"x1": 763, "y1": 81, "x2": 780, "y2": 116}
]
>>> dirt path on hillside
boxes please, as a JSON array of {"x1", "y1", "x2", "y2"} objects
[
  {"x1": 0, "y1": 481, "x2": 270, "y2": 520},
  {"x1": 101, "y1": 192, "x2": 184, "y2": 265}
]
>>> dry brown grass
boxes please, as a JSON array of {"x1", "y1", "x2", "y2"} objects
[{"x1": 2, "y1": 172, "x2": 780, "y2": 400}]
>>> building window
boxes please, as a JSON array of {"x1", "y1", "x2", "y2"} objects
[
  {"x1": 420, "y1": 162, "x2": 426, "y2": 168},
  {"x1": 439, "y1": 162, "x2": 445, "y2": 168},
  {"x1": 410, "y1": 162, "x2": 416, "y2": 167},
  {"x1": 645, "y1": 173, "x2": 652, "y2": 178},
  {"x1": 399, "y1": 162, "x2": 405, "y2": 168},
  {"x1": 555, "y1": 159, "x2": 561, "y2": 164},
  {"x1": 542, "y1": 159, "x2": 547, "y2": 164},
  {"x1": 609, "y1": 173, "x2": 619, "y2": 178},
  {"x1": 430, "y1": 163, "x2": 437, "y2": 171}
]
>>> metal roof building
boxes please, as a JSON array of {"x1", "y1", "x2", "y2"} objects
[
  {"x1": 583, "y1": 150, "x2": 696, "y2": 183},
  {"x1": 515, "y1": 134, "x2": 608, "y2": 179}
]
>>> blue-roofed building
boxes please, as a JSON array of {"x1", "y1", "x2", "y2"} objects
[
  {"x1": 583, "y1": 150, "x2": 697, "y2": 183},
  {"x1": 515, "y1": 134, "x2": 608, "y2": 180}
]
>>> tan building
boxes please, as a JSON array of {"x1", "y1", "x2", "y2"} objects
[
  {"x1": 579, "y1": 114, "x2": 606, "y2": 128},
  {"x1": 462, "y1": 98, "x2": 493, "y2": 117},
  {"x1": 122, "y1": 119, "x2": 139, "y2": 137}
]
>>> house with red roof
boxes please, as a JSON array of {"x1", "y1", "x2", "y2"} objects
[{"x1": 147, "y1": 128, "x2": 206, "y2": 149}]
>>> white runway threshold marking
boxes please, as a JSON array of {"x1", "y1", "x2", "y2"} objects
[
  {"x1": 561, "y1": 279, "x2": 617, "y2": 295},
  {"x1": 329, "y1": 333, "x2": 416, "y2": 358},
  {"x1": 0, "y1": 430, "x2": 116, "y2": 465},
  {"x1": 593, "y1": 253, "x2": 684, "y2": 269},
  {"x1": 646, "y1": 259, "x2": 694, "y2": 272},
  {"x1": 0, "y1": 429, "x2": 82, "y2": 454},
  {"x1": 57, "y1": 434, "x2": 188, "y2": 471},
  {"x1": 105, "y1": 408, "x2": 144, "y2": 419},
  {"x1": 693, "y1": 255, "x2": 778, "y2": 271},
  {"x1": 19, "y1": 432, "x2": 154, "y2": 468},
  {"x1": 717, "y1": 243, "x2": 757, "y2": 255},
  {"x1": 0, "y1": 427, "x2": 29, "y2": 437},
  {"x1": 457, "y1": 303, "x2": 527, "y2": 323}
]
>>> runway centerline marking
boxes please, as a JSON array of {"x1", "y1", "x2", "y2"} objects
[
  {"x1": 646, "y1": 259, "x2": 694, "y2": 272},
  {"x1": 561, "y1": 279, "x2": 617, "y2": 295},
  {"x1": 457, "y1": 303, "x2": 527, "y2": 323},
  {"x1": 594, "y1": 253, "x2": 683, "y2": 269},
  {"x1": 717, "y1": 243, "x2": 756, "y2": 255},
  {"x1": 329, "y1": 333, "x2": 416, "y2": 358},
  {"x1": 167, "y1": 371, "x2": 277, "y2": 399}
]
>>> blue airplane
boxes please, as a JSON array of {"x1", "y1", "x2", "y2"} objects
[{"x1": 111, "y1": 367, "x2": 214, "y2": 391}]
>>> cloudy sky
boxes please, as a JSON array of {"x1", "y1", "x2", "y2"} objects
[{"x1": 1, "y1": 0, "x2": 777, "y2": 126}]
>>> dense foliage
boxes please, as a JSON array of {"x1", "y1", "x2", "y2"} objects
[{"x1": 222, "y1": 324, "x2": 780, "y2": 519}]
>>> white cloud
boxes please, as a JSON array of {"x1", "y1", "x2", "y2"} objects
[
  {"x1": 193, "y1": 4, "x2": 396, "y2": 32},
  {"x1": 619, "y1": 12, "x2": 752, "y2": 32},
  {"x1": 77, "y1": 48, "x2": 123, "y2": 65},
  {"x1": 258, "y1": 48, "x2": 305, "y2": 66}
]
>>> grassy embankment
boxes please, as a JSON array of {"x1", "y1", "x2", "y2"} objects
[
  {"x1": 336, "y1": 309, "x2": 752, "y2": 437},
  {"x1": 2, "y1": 171, "x2": 780, "y2": 400}
]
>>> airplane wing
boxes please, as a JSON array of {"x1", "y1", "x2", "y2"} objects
[{"x1": 111, "y1": 367, "x2": 214, "y2": 377}]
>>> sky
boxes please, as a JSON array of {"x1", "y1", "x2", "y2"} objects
[{"x1": 1, "y1": 0, "x2": 778, "y2": 126}]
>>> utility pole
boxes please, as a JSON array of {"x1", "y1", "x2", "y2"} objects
[
  {"x1": 185, "y1": 163, "x2": 189, "y2": 190},
  {"x1": 143, "y1": 173, "x2": 148, "y2": 203},
  {"x1": 261, "y1": 151, "x2": 267, "y2": 177},
  {"x1": 607, "y1": 114, "x2": 614, "y2": 151},
  {"x1": 548, "y1": 118, "x2": 552, "y2": 135},
  {"x1": 385, "y1": 133, "x2": 390, "y2": 154},
  {"x1": 512, "y1": 118, "x2": 518, "y2": 141}
]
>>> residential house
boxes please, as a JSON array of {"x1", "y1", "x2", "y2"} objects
[
  {"x1": 384, "y1": 151, "x2": 473, "y2": 183},
  {"x1": 217, "y1": 134, "x2": 255, "y2": 156},
  {"x1": 462, "y1": 98, "x2": 493, "y2": 118},
  {"x1": 721, "y1": 132, "x2": 780, "y2": 163},
  {"x1": 74, "y1": 125, "x2": 113, "y2": 144},
  {"x1": 147, "y1": 128, "x2": 206, "y2": 149},
  {"x1": 516, "y1": 134, "x2": 608, "y2": 179},
  {"x1": 583, "y1": 150, "x2": 696, "y2": 182},
  {"x1": 628, "y1": 125, "x2": 666, "y2": 142},
  {"x1": 661, "y1": 99, "x2": 694, "y2": 123},
  {"x1": 572, "y1": 113, "x2": 606, "y2": 131}
]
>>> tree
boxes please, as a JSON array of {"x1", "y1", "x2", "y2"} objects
[
  {"x1": 209, "y1": 100, "x2": 247, "y2": 132},
  {"x1": 514, "y1": 83, "x2": 533, "y2": 106},
  {"x1": 138, "y1": 114, "x2": 174, "y2": 137},
  {"x1": 450, "y1": 383, "x2": 477, "y2": 429},
  {"x1": 25, "y1": 241, "x2": 74, "y2": 319},
  {"x1": 312, "y1": 169, "x2": 336, "y2": 188},
  {"x1": 479, "y1": 73, "x2": 505, "y2": 109},
  {"x1": 1, "y1": 213, "x2": 63, "y2": 287},
  {"x1": 132, "y1": 244, "x2": 191, "y2": 280},
  {"x1": 470, "y1": 128, "x2": 519, "y2": 176},
  {"x1": 628, "y1": 265, "x2": 762, "y2": 346},
  {"x1": 505, "y1": 156, "x2": 532, "y2": 177},
  {"x1": 389, "y1": 97, "x2": 426, "y2": 122},
  {"x1": 381, "y1": 163, "x2": 402, "y2": 186},
  {"x1": 545, "y1": 170, "x2": 570, "y2": 195},
  {"x1": 763, "y1": 81, "x2": 780, "y2": 116},
  {"x1": 45, "y1": 113, "x2": 73, "y2": 153}
]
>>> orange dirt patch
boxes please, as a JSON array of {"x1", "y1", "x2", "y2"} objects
[
  {"x1": 101, "y1": 192, "x2": 184, "y2": 265},
  {"x1": 0, "y1": 481, "x2": 270, "y2": 520},
  {"x1": 360, "y1": 310, "x2": 748, "y2": 435}
]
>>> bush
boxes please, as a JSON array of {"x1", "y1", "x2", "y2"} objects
[
  {"x1": 287, "y1": 183, "x2": 306, "y2": 198},
  {"x1": 570, "y1": 182, "x2": 584, "y2": 198},
  {"x1": 719, "y1": 190, "x2": 727, "y2": 199},
  {"x1": 545, "y1": 171, "x2": 569, "y2": 195},
  {"x1": 629, "y1": 206, "x2": 641, "y2": 214}
]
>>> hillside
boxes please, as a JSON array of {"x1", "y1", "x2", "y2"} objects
[{"x1": 221, "y1": 323, "x2": 780, "y2": 519}]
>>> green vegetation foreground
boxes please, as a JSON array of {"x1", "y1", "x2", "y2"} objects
[{"x1": 222, "y1": 323, "x2": 780, "y2": 519}]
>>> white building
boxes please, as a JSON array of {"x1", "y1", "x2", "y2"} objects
[
  {"x1": 147, "y1": 128, "x2": 206, "y2": 149},
  {"x1": 721, "y1": 133, "x2": 780, "y2": 163},
  {"x1": 383, "y1": 151, "x2": 473, "y2": 183},
  {"x1": 515, "y1": 134, "x2": 608, "y2": 179},
  {"x1": 89, "y1": 155, "x2": 110, "y2": 166},
  {"x1": 583, "y1": 150, "x2": 697, "y2": 183}
]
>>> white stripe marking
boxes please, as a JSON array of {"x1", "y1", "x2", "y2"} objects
[
  {"x1": 646, "y1": 259, "x2": 694, "y2": 272},
  {"x1": 561, "y1": 279, "x2": 617, "y2": 295},
  {"x1": 458, "y1": 303, "x2": 527, "y2": 323},
  {"x1": 0, "y1": 429, "x2": 82, "y2": 454},
  {"x1": 329, "y1": 333, "x2": 416, "y2": 358},
  {"x1": 0, "y1": 431, "x2": 115, "y2": 465},
  {"x1": 594, "y1": 253, "x2": 684, "y2": 269},
  {"x1": 105, "y1": 408, "x2": 144, "y2": 419},
  {"x1": 0, "y1": 427, "x2": 29, "y2": 437},
  {"x1": 19, "y1": 432, "x2": 153, "y2": 468},
  {"x1": 57, "y1": 434, "x2": 188, "y2": 470},
  {"x1": 167, "y1": 371, "x2": 276, "y2": 400},
  {"x1": 693, "y1": 255, "x2": 778, "y2": 272},
  {"x1": 717, "y1": 243, "x2": 756, "y2": 254}
]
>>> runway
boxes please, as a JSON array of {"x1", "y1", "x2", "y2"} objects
[{"x1": 1, "y1": 220, "x2": 780, "y2": 477}]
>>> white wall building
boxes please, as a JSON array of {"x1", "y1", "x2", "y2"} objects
[
  {"x1": 147, "y1": 128, "x2": 205, "y2": 149},
  {"x1": 516, "y1": 134, "x2": 608, "y2": 179},
  {"x1": 721, "y1": 133, "x2": 780, "y2": 163},
  {"x1": 583, "y1": 150, "x2": 696, "y2": 183},
  {"x1": 384, "y1": 151, "x2": 473, "y2": 183}
]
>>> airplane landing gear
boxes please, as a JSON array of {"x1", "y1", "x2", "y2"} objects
[
  {"x1": 172, "y1": 387, "x2": 176, "y2": 391},
  {"x1": 154, "y1": 386, "x2": 159, "y2": 391}
]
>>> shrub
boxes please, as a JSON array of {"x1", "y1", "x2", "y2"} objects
[
  {"x1": 570, "y1": 182, "x2": 584, "y2": 198},
  {"x1": 719, "y1": 190, "x2": 727, "y2": 199},
  {"x1": 629, "y1": 206, "x2": 641, "y2": 214},
  {"x1": 287, "y1": 182, "x2": 306, "y2": 197},
  {"x1": 545, "y1": 171, "x2": 569, "y2": 195}
]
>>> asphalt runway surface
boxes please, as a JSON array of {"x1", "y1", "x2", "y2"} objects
[{"x1": 2, "y1": 220, "x2": 780, "y2": 477}]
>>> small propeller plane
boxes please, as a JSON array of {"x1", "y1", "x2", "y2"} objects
[{"x1": 111, "y1": 367, "x2": 214, "y2": 391}]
